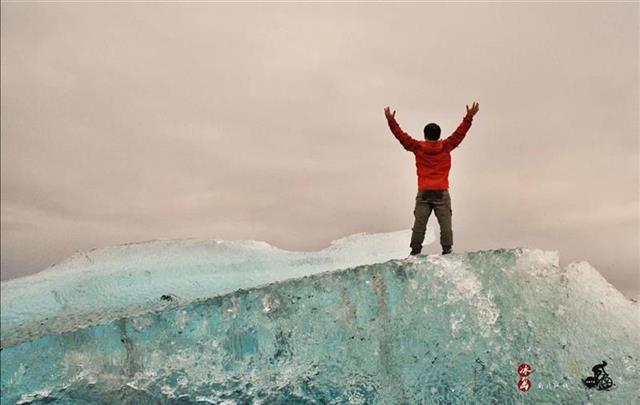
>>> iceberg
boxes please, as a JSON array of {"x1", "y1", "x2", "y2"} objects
[
  {"x1": 0, "y1": 229, "x2": 427, "y2": 349},
  {"x1": 1, "y1": 231, "x2": 639, "y2": 404}
]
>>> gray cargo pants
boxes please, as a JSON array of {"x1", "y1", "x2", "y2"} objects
[{"x1": 410, "y1": 189, "x2": 452, "y2": 252}]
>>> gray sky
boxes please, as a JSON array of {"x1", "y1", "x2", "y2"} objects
[{"x1": 1, "y1": 2, "x2": 638, "y2": 299}]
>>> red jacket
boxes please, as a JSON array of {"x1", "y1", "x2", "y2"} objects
[{"x1": 387, "y1": 114, "x2": 473, "y2": 190}]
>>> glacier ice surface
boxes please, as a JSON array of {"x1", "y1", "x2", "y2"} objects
[
  {"x1": 1, "y1": 230, "x2": 639, "y2": 404},
  {"x1": 1, "y1": 229, "x2": 430, "y2": 348}
]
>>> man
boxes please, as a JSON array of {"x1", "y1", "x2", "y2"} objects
[{"x1": 384, "y1": 101, "x2": 479, "y2": 255}]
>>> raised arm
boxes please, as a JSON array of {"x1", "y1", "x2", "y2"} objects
[
  {"x1": 443, "y1": 101, "x2": 479, "y2": 152},
  {"x1": 384, "y1": 106, "x2": 420, "y2": 152}
]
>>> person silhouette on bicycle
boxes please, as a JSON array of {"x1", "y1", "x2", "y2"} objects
[{"x1": 583, "y1": 360, "x2": 614, "y2": 390}]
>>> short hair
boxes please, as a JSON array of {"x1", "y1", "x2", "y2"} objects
[{"x1": 424, "y1": 123, "x2": 441, "y2": 141}]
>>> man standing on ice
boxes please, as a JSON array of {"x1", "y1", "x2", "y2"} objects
[{"x1": 384, "y1": 101, "x2": 479, "y2": 256}]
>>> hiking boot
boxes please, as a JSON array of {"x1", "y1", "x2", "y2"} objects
[
  {"x1": 442, "y1": 246, "x2": 452, "y2": 255},
  {"x1": 410, "y1": 248, "x2": 422, "y2": 256}
]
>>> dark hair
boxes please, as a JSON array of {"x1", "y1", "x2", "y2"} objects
[{"x1": 424, "y1": 123, "x2": 441, "y2": 141}]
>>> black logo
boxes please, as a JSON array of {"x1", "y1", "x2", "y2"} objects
[{"x1": 582, "y1": 361, "x2": 615, "y2": 391}]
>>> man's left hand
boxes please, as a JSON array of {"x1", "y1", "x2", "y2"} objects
[{"x1": 384, "y1": 106, "x2": 396, "y2": 120}]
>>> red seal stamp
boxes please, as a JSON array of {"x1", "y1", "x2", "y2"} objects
[
  {"x1": 517, "y1": 377, "x2": 532, "y2": 392},
  {"x1": 518, "y1": 363, "x2": 533, "y2": 377}
]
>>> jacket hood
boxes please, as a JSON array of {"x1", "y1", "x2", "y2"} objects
[{"x1": 423, "y1": 140, "x2": 444, "y2": 154}]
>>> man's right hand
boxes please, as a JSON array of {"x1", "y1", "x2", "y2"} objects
[{"x1": 466, "y1": 101, "x2": 480, "y2": 117}]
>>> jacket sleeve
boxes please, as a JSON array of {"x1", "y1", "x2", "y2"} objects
[
  {"x1": 386, "y1": 116, "x2": 420, "y2": 152},
  {"x1": 443, "y1": 114, "x2": 473, "y2": 152}
]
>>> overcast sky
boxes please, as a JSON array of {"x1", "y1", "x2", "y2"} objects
[{"x1": 1, "y1": 2, "x2": 638, "y2": 299}]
